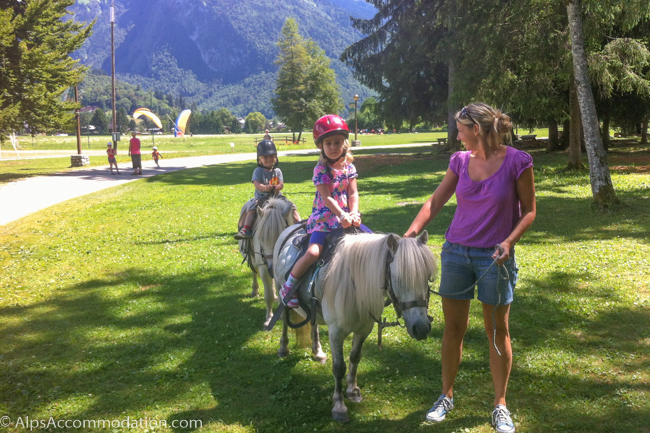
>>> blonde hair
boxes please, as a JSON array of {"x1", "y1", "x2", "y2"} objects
[
  {"x1": 323, "y1": 233, "x2": 437, "y2": 326},
  {"x1": 455, "y1": 102, "x2": 513, "y2": 147},
  {"x1": 317, "y1": 138, "x2": 354, "y2": 166}
]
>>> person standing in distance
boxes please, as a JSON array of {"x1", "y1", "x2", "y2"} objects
[
  {"x1": 128, "y1": 131, "x2": 142, "y2": 175},
  {"x1": 106, "y1": 142, "x2": 120, "y2": 175},
  {"x1": 404, "y1": 103, "x2": 536, "y2": 433}
]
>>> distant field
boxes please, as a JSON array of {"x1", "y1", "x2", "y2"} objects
[
  {"x1": 0, "y1": 132, "x2": 447, "y2": 184},
  {"x1": 1, "y1": 131, "x2": 449, "y2": 153}
]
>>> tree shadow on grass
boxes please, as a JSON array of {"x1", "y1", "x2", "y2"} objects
[
  {"x1": 1, "y1": 264, "x2": 648, "y2": 431},
  {"x1": 168, "y1": 264, "x2": 650, "y2": 432},
  {"x1": 146, "y1": 159, "x2": 320, "y2": 188},
  {"x1": 356, "y1": 190, "x2": 649, "y2": 245},
  {"x1": 0, "y1": 266, "x2": 268, "y2": 428}
]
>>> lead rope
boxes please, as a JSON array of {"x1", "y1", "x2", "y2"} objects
[{"x1": 429, "y1": 244, "x2": 509, "y2": 356}]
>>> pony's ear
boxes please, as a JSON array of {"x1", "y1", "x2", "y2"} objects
[
  {"x1": 417, "y1": 230, "x2": 429, "y2": 245},
  {"x1": 256, "y1": 206, "x2": 264, "y2": 218},
  {"x1": 387, "y1": 233, "x2": 400, "y2": 255},
  {"x1": 282, "y1": 203, "x2": 292, "y2": 218}
]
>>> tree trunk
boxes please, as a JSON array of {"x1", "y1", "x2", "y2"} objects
[
  {"x1": 446, "y1": 60, "x2": 461, "y2": 152},
  {"x1": 568, "y1": 81, "x2": 584, "y2": 169},
  {"x1": 641, "y1": 118, "x2": 648, "y2": 144},
  {"x1": 567, "y1": 0, "x2": 619, "y2": 207},
  {"x1": 561, "y1": 119, "x2": 570, "y2": 149},
  {"x1": 297, "y1": 130, "x2": 302, "y2": 143},
  {"x1": 548, "y1": 121, "x2": 560, "y2": 152}
]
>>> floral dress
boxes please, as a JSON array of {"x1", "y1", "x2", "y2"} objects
[{"x1": 306, "y1": 162, "x2": 358, "y2": 233}]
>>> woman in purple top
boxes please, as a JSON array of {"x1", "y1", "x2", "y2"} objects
[{"x1": 405, "y1": 103, "x2": 536, "y2": 433}]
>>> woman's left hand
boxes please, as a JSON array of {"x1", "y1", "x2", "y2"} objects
[{"x1": 492, "y1": 241, "x2": 511, "y2": 265}]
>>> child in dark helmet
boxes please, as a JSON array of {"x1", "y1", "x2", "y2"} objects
[
  {"x1": 280, "y1": 115, "x2": 362, "y2": 308},
  {"x1": 235, "y1": 140, "x2": 300, "y2": 240}
]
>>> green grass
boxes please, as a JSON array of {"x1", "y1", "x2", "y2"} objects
[
  {"x1": 0, "y1": 132, "x2": 446, "y2": 184},
  {"x1": 0, "y1": 145, "x2": 648, "y2": 432}
]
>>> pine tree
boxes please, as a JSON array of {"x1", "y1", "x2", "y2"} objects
[
  {"x1": 272, "y1": 18, "x2": 342, "y2": 138},
  {"x1": 0, "y1": 0, "x2": 93, "y2": 137}
]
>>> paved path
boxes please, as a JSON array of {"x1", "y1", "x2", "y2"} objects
[
  {"x1": 0, "y1": 144, "x2": 432, "y2": 226},
  {"x1": 0, "y1": 149, "x2": 181, "y2": 160}
]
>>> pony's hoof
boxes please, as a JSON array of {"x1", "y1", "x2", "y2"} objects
[
  {"x1": 346, "y1": 388, "x2": 362, "y2": 403},
  {"x1": 249, "y1": 290, "x2": 259, "y2": 298},
  {"x1": 313, "y1": 351, "x2": 327, "y2": 365},
  {"x1": 332, "y1": 409, "x2": 350, "y2": 423}
]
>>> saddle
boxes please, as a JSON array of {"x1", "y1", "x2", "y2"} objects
[
  {"x1": 284, "y1": 226, "x2": 357, "y2": 281},
  {"x1": 266, "y1": 224, "x2": 372, "y2": 331}
]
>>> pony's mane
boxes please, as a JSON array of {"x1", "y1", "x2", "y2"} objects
[
  {"x1": 323, "y1": 234, "x2": 389, "y2": 320},
  {"x1": 256, "y1": 198, "x2": 293, "y2": 250},
  {"x1": 392, "y1": 236, "x2": 437, "y2": 299},
  {"x1": 323, "y1": 233, "x2": 437, "y2": 321}
]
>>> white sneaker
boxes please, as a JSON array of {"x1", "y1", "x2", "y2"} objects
[
  {"x1": 492, "y1": 405, "x2": 515, "y2": 433},
  {"x1": 426, "y1": 394, "x2": 454, "y2": 422}
]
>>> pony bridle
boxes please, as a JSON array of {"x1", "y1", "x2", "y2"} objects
[
  {"x1": 383, "y1": 249, "x2": 431, "y2": 319},
  {"x1": 371, "y1": 247, "x2": 433, "y2": 350}
]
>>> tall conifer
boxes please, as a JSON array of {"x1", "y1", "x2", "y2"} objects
[
  {"x1": 0, "y1": 0, "x2": 93, "y2": 137},
  {"x1": 272, "y1": 18, "x2": 342, "y2": 139}
]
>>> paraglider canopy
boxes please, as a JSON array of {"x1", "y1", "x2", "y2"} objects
[
  {"x1": 174, "y1": 110, "x2": 192, "y2": 137},
  {"x1": 132, "y1": 108, "x2": 163, "y2": 129}
]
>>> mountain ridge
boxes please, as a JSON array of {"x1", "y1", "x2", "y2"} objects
[{"x1": 71, "y1": 0, "x2": 376, "y2": 117}]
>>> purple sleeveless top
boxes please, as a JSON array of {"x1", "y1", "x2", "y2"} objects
[{"x1": 445, "y1": 146, "x2": 533, "y2": 248}]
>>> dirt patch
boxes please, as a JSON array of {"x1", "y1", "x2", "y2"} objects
[
  {"x1": 610, "y1": 165, "x2": 650, "y2": 173},
  {"x1": 353, "y1": 154, "x2": 432, "y2": 172},
  {"x1": 138, "y1": 284, "x2": 161, "y2": 291},
  {"x1": 395, "y1": 201, "x2": 422, "y2": 206},
  {"x1": 609, "y1": 155, "x2": 650, "y2": 173}
]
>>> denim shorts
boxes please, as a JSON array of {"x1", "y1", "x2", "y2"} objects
[{"x1": 438, "y1": 241, "x2": 518, "y2": 306}]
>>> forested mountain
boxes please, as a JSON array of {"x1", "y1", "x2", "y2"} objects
[{"x1": 70, "y1": 0, "x2": 376, "y2": 117}]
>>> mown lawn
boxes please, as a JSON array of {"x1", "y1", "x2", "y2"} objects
[
  {"x1": 0, "y1": 132, "x2": 446, "y2": 184},
  {"x1": 0, "y1": 143, "x2": 648, "y2": 432}
]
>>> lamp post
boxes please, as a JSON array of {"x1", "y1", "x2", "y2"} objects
[
  {"x1": 110, "y1": 0, "x2": 118, "y2": 150},
  {"x1": 352, "y1": 94, "x2": 361, "y2": 147}
]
